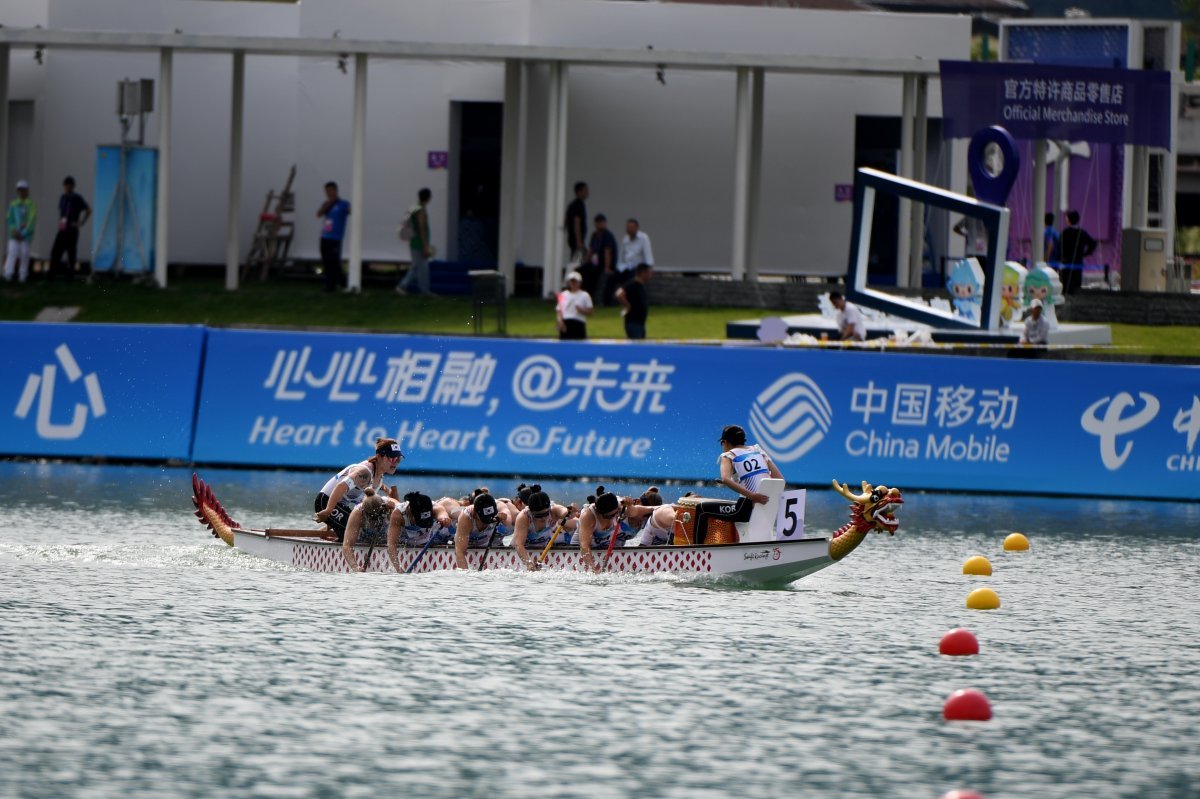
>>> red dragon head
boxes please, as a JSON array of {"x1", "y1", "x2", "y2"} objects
[{"x1": 832, "y1": 479, "x2": 903, "y2": 536}]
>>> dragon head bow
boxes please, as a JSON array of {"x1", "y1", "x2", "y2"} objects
[{"x1": 831, "y1": 478, "x2": 904, "y2": 542}]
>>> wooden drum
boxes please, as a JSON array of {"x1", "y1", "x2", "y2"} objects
[{"x1": 672, "y1": 498, "x2": 738, "y2": 546}]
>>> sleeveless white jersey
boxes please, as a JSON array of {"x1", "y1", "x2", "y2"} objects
[
  {"x1": 319, "y1": 459, "x2": 379, "y2": 507},
  {"x1": 718, "y1": 445, "x2": 773, "y2": 494}
]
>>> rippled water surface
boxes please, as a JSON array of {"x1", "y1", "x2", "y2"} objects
[{"x1": 1, "y1": 462, "x2": 1198, "y2": 799}]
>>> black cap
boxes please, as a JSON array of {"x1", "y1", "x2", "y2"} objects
[
  {"x1": 408, "y1": 493, "x2": 434, "y2": 528},
  {"x1": 376, "y1": 442, "x2": 403, "y2": 458},
  {"x1": 594, "y1": 492, "x2": 619, "y2": 516},
  {"x1": 720, "y1": 425, "x2": 746, "y2": 446},
  {"x1": 473, "y1": 493, "x2": 498, "y2": 521},
  {"x1": 527, "y1": 491, "x2": 551, "y2": 514}
]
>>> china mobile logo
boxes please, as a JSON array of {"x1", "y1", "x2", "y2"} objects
[
  {"x1": 748, "y1": 373, "x2": 832, "y2": 462},
  {"x1": 1080, "y1": 391, "x2": 1159, "y2": 470},
  {"x1": 14, "y1": 344, "x2": 107, "y2": 440}
]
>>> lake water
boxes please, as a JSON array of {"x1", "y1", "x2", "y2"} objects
[{"x1": 1, "y1": 462, "x2": 1198, "y2": 799}]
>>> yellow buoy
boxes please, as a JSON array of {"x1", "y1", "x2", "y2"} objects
[
  {"x1": 966, "y1": 587, "x2": 1000, "y2": 610},
  {"x1": 1003, "y1": 533, "x2": 1030, "y2": 551},
  {"x1": 962, "y1": 555, "x2": 993, "y2": 576}
]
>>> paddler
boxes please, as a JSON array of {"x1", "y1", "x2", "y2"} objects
[
  {"x1": 574, "y1": 487, "x2": 630, "y2": 573},
  {"x1": 341, "y1": 488, "x2": 397, "y2": 572},
  {"x1": 717, "y1": 425, "x2": 783, "y2": 505},
  {"x1": 386, "y1": 491, "x2": 453, "y2": 573},
  {"x1": 313, "y1": 438, "x2": 403, "y2": 540},
  {"x1": 622, "y1": 487, "x2": 678, "y2": 547},
  {"x1": 453, "y1": 492, "x2": 510, "y2": 569},
  {"x1": 505, "y1": 486, "x2": 575, "y2": 569}
]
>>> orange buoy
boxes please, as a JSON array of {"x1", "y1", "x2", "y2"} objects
[
  {"x1": 966, "y1": 586, "x2": 1000, "y2": 610},
  {"x1": 940, "y1": 792, "x2": 985, "y2": 799},
  {"x1": 962, "y1": 555, "x2": 992, "y2": 576},
  {"x1": 943, "y1": 688, "x2": 992, "y2": 721},
  {"x1": 939, "y1": 628, "x2": 980, "y2": 656},
  {"x1": 1003, "y1": 532, "x2": 1030, "y2": 551}
]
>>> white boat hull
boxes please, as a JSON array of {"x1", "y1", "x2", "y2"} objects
[{"x1": 233, "y1": 530, "x2": 837, "y2": 586}]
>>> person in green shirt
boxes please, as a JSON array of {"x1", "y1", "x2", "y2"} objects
[
  {"x1": 396, "y1": 187, "x2": 433, "y2": 295},
  {"x1": 4, "y1": 180, "x2": 37, "y2": 283}
]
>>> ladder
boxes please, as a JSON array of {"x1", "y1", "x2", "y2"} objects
[{"x1": 244, "y1": 165, "x2": 296, "y2": 282}]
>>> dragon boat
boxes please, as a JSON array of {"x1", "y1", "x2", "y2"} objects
[{"x1": 192, "y1": 474, "x2": 902, "y2": 586}]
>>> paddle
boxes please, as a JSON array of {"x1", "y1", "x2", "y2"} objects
[
  {"x1": 477, "y1": 526, "x2": 502, "y2": 571},
  {"x1": 533, "y1": 517, "x2": 569, "y2": 568},
  {"x1": 362, "y1": 542, "x2": 375, "y2": 573},
  {"x1": 601, "y1": 504, "x2": 628, "y2": 572},
  {"x1": 405, "y1": 529, "x2": 440, "y2": 574}
]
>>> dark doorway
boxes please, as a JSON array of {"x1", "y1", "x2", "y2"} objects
[
  {"x1": 449, "y1": 102, "x2": 502, "y2": 265},
  {"x1": 854, "y1": 115, "x2": 946, "y2": 287}
]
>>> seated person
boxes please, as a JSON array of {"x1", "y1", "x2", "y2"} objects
[
  {"x1": 506, "y1": 486, "x2": 575, "y2": 569},
  {"x1": 313, "y1": 439, "x2": 403, "y2": 539},
  {"x1": 623, "y1": 487, "x2": 678, "y2": 547},
  {"x1": 385, "y1": 491, "x2": 453, "y2": 572},
  {"x1": 453, "y1": 492, "x2": 510, "y2": 569},
  {"x1": 341, "y1": 488, "x2": 397, "y2": 572},
  {"x1": 717, "y1": 424, "x2": 783, "y2": 505},
  {"x1": 575, "y1": 487, "x2": 629, "y2": 573}
]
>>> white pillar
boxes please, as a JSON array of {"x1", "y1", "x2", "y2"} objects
[
  {"x1": 1164, "y1": 75, "x2": 1180, "y2": 260},
  {"x1": 498, "y1": 59, "x2": 525, "y2": 295},
  {"x1": 540, "y1": 62, "x2": 562, "y2": 296},
  {"x1": 907, "y1": 75, "x2": 928, "y2": 288},
  {"x1": 1032, "y1": 139, "x2": 1047, "y2": 265},
  {"x1": 731, "y1": 67, "x2": 752, "y2": 281},
  {"x1": 896, "y1": 74, "x2": 915, "y2": 288},
  {"x1": 225, "y1": 51, "x2": 245, "y2": 291},
  {"x1": 348, "y1": 53, "x2": 368, "y2": 293},
  {"x1": 747, "y1": 67, "x2": 764, "y2": 282},
  {"x1": 0, "y1": 46, "x2": 9, "y2": 206},
  {"x1": 552, "y1": 63, "x2": 569, "y2": 293},
  {"x1": 154, "y1": 48, "x2": 173, "y2": 288}
]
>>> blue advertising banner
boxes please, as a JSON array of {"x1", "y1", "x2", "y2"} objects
[
  {"x1": 939, "y1": 60, "x2": 1171, "y2": 148},
  {"x1": 0, "y1": 323, "x2": 205, "y2": 460},
  {"x1": 192, "y1": 329, "x2": 1200, "y2": 500}
]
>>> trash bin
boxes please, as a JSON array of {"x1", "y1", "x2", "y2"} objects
[{"x1": 469, "y1": 270, "x2": 507, "y2": 335}]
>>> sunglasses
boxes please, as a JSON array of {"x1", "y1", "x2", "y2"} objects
[
  {"x1": 533, "y1": 511, "x2": 551, "y2": 520},
  {"x1": 600, "y1": 510, "x2": 620, "y2": 520}
]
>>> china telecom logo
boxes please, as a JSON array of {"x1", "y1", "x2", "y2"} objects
[
  {"x1": 1080, "y1": 391, "x2": 1159, "y2": 470},
  {"x1": 14, "y1": 344, "x2": 107, "y2": 440},
  {"x1": 748, "y1": 373, "x2": 832, "y2": 462}
]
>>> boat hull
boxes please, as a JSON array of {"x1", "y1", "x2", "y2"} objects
[{"x1": 233, "y1": 530, "x2": 835, "y2": 586}]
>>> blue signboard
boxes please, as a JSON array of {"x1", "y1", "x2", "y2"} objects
[
  {"x1": 939, "y1": 60, "x2": 1171, "y2": 148},
  {"x1": 192, "y1": 329, "x2": 1200, "y2": 500},
  {"x1": 0, "y1": 323, "x2": 205, "y2": 460}
]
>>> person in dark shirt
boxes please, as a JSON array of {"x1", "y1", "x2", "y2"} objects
[
  {"x1": 1058, "y1": 209, "x2": 1096, "y2": 295},
  {"x1": 564, "y1": 181, "x2": 588, "y2": 261},
  {"x1": 616, "y1": 262, "x2": 653, "y2": 340},
  {"x1": 48, "y1": 176, "x2": 90, "y2": 281},
  {"x1": 584, "y1": 212, "x2": 617, "y2": 303}
]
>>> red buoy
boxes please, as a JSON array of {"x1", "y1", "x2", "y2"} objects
[
  {"x1": 940, "y1": 791, "x2": 985, "y2": 799},
  {"x1": 943, "y1": 688, "x2": 992, "y2": 721},
  {"x1": 939, "y1": 628, "x2": 980, "y2": 656}
]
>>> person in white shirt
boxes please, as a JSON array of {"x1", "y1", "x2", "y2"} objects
[
  {"x1": 830, "y1": 291, "x2": 866, "y2": 342},
  {"x1": 556, "y1": 270, "x2": 594, "y2": 340},
  {"x1": 616, "y1": 218, "x2": 654, "y2": 291},
  {"x1": 1020, "y1": 298, "x2": 1050, "y2": 345}
]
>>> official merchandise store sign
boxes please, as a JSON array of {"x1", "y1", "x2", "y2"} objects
[
  {"x1": 0, "y1": 323, "x2": 206, "y2": 460},
  {"x1": 192, "y1": 329, "x2": 1200, "y2": 499},
  {"x1": 939, "y1": 61, "x2": 1171, "y2": 148}
]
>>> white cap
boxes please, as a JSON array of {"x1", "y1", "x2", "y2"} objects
[
  {"x1": 15, "y1": 180, "x2": 28, "y2": 189},
  {"x1": 1029, "y1": 298, "x2": 1043, "y2": 309},
  {"x1": 566, "y1": 271, "x2": 583, "y2": 283}
]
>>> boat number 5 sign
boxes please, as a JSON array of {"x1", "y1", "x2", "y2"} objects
[{"x1": 774, "y1": 489, "x2": 806, "y2": 541}]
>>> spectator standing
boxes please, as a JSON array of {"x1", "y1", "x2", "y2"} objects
[
  {"x1": 830, "y1": 291, "x2": 865, "y2": 341},
  {"x1": 48, "y1": 176, "x2": 90, "y2": 282},
  {"x1": 564, "y1": 181, "x2": 588, "y2": 264},
  {"x1": 397, "y1": 188, "x2": 433, "y2": 295},
  {"x1": 612, "y1": 218, "x2": 653, "y2": 305},
  {"x1": 1058, "y1": 210, "x2": 1096, "y2": 295},
  {"x1": 584, "y1": 213, "x2": 617, "y2": 302},
  {"x1": 1042, "y1": 212, "x2": 1060, "y2": 264},
  {"x1": 316, "y1": 181, "x2": 350, "y2": 293},
  {"x1": 616, "y1": 262, "x2": 653, "y2": 340},
  {"x1": 1020, "y1": 298, "x2": 1050, "y2": 345},
  {"x1": 4, "y1": 180, "x2": 37, "y2": 284},
  {"x1": 556, "y1": 270, "x2": 593, "y2": 340}
]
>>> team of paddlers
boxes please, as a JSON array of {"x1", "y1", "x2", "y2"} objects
[{"x1": 313, "y1": 425, "x2": 783, "y2": 573}]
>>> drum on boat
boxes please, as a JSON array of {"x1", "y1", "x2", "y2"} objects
[{"x1": 672, "y1": 498, "x2": 738, "y2": 546}]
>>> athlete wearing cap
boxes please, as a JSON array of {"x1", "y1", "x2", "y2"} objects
[
  {"x1": 386, "y1": 492, "x2": 453, "y2": 572},
  {"x1": 556, "y1": 270, "x2": 593, "y2": 340},
  {"x1": 454, "y1": 492, "x2": 510, "y2": 569},
  {"x1": 717, "y1": 425, "x2": 783, "y2": 505},
  {"x1": 313, "y1": 438, "x2": 404, "y2": 539},
  {"x1": 575, "y1": 487, "x2": 631, "y2": 572},
  {"x1": 505, "y1": 486, "x2": 575, "y2": 570}
]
